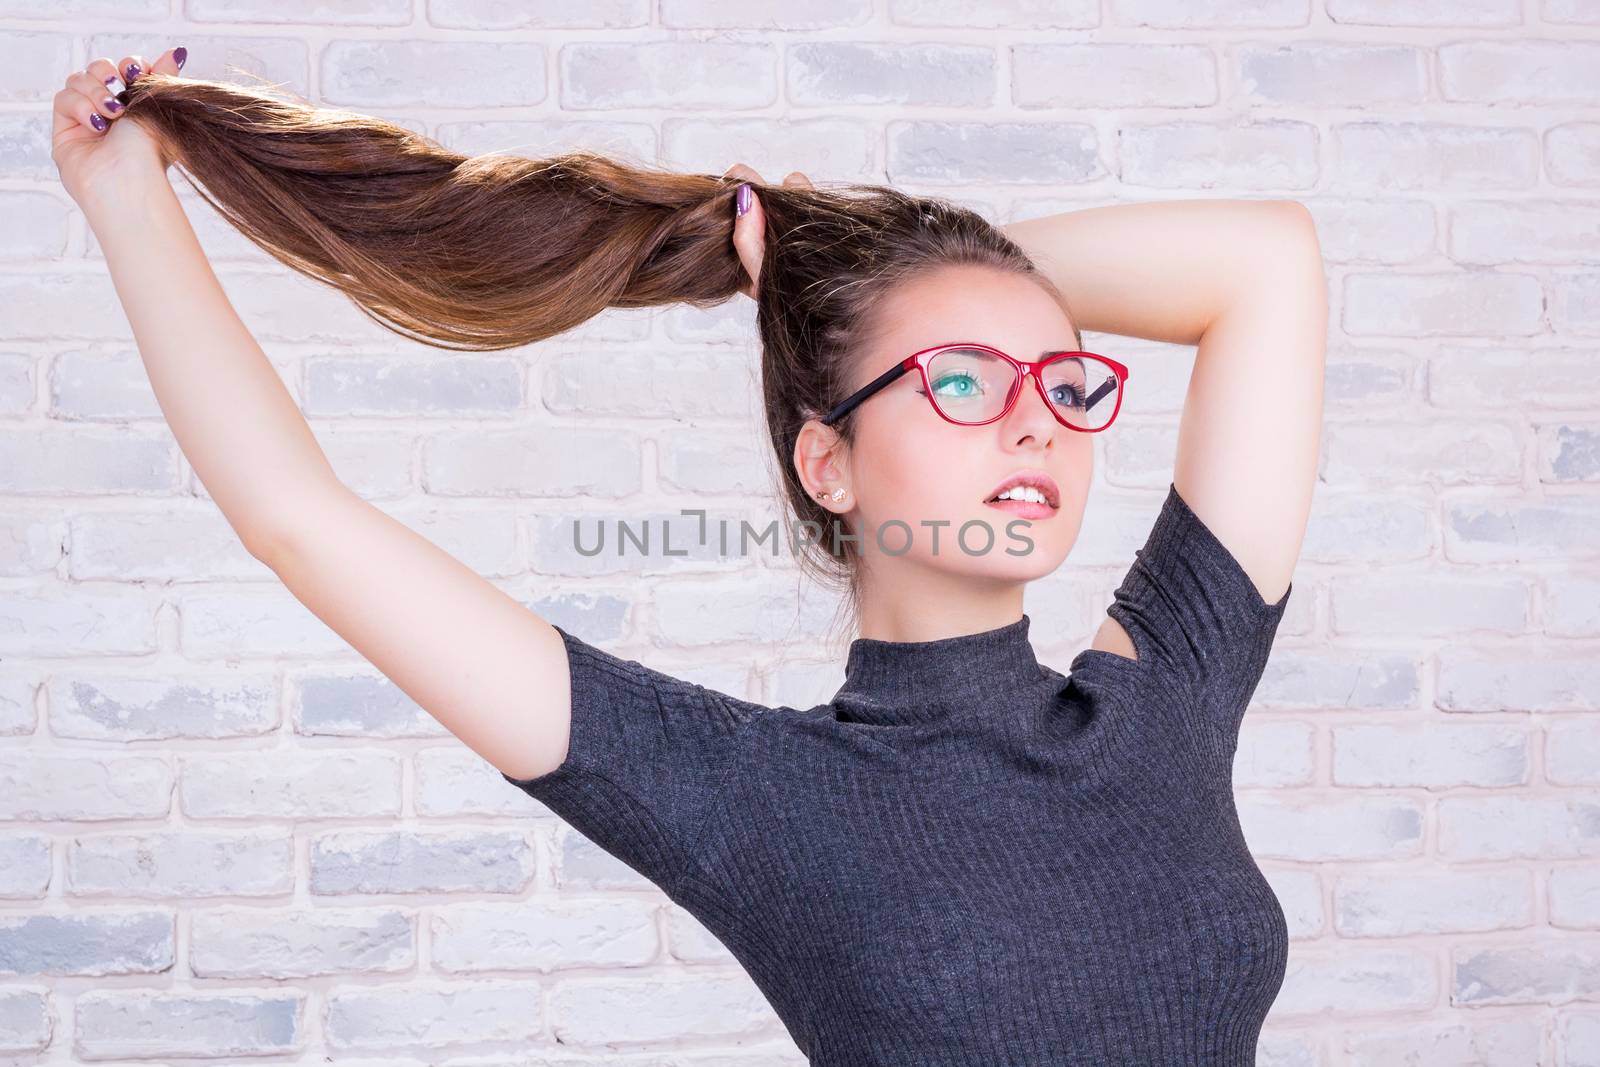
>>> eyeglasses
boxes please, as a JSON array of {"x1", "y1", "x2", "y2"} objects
[{"x1": 821, "y1": 342, "x2": 1130, "y2": 432}]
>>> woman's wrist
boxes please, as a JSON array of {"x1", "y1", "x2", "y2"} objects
[{"x1": 79, "y1": 166, "x2": 174, "y2": 231}]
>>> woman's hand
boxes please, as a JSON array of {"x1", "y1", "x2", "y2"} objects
[
  {"x1": 51, "y1": 47, "x2": 187, "y2": 209},
  {"x1": 723, "y1": 163, "x2": 814, "y2": 301}
]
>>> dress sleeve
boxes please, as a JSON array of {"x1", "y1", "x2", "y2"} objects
[
  {"x1": 500, "y1": 623, "x2": 763, "y2": 893},
  {"x1": 1102, "y1": 481, "x2": 1293, "y2": 750}
]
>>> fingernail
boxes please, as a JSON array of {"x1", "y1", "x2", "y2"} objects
[
  {"x1": 89, "y1": 113, "x2": 107, "y2": 132},
  {"x1": 126, "y1": 62, "x2": 142, "y2": 82},
  {"x1": 104, "y1": 97, "x2": 122, "y2": 113},
  {"x1": 104, "y1": 73, "x2": 126, "y2": 96},
  {"x1": 174, "y1": 46, "x2": 187, "y2": 70},
  {"x1": 736, "y1": 183, "x2": 752, "y2": 218}
]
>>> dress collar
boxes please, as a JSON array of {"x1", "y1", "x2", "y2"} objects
[{"x1": 829, "y1": 613, "x2": 1046, "y2": 727}]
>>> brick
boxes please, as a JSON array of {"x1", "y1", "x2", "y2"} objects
[
  {"x1": 1439, "y1": 795, "x2": 1600, "y2": 859},
  {"x1": 1342, "y1": 1019, "x2": 1544, "y2": 1066},
  {"x1": 889, "y1": 121, "x2": 1102, "y2": 184},
  {"x1": 74, "y1": 990, "x2": 302, "y2": 1057},
  {"x1": 673, "y1": 0, "x2": 869, "y2": 28},
  {"x1": 789, "y1": 43, "x2": 995, "y2": 107},
  {"x1": 1538, "y1": 423, "x2": 1600, "y2": 483},
  {"x1": 1254, "y1": 649, "x2": 1422, "y2": 710},
  {"x1": 187, "y1": 0, "x2": 411, "y2": 24},
  {"x1": 322, "y1": 40, "x2": 546, "y2": 108},
  {"x1": 1302, "y1": 202, "x2": 1437, "y2": 265},
  {"x1": 1108, "y1": 0, "x2": 1309, "y2": 28},
  {"x1": 531, "y1": 507, "x2": 766, "y2": 578},
  {"x1": 424, "y1": 425, "x2": 642, "y2": 497},
  {"x1": 1454, "y1": 940, "x2": 1600, "y2": 1004},
  {"x1": 561, "y1": 42, "x2": 776, "y2": 110},
  {"x1": 1238, "y1": 796, "x2": 1424, "y2": 861},
  {"x1": 1553, "y1": 270, "x2": 1600, "y2": 334},
  {"x1": 1120, "y1": 121, "x2": 1318, "y2": 189},
  {"x1": 1329, "y1": 573, "x2": 1529, "y2": 635},
  {"x1": 324, "y1": 983, "x2": 543, "y2": 1048},
  {"x1": 1343, "y1": 271, "x2": 1542, "y2": 336},
  {"x1": 1013, "y1": 44, "x2": 1215, "y2": 108},
  {"x1": 1439, "y1": 647, "x2": 1600, "y2": 711},
  {"x1": 1326, "y1": 0, "x2": 1521, "y2": 24},
  {"x1": 545, "y1": 972, "x2": 774, "y2": 1045},
  {"x1": 309, "y1": 829, "x2": 534, "y2": 894},
  {"x1": 652, "y1": 576, "x2": 842, "y2": 646},
  {"x1": 1444, "y1": 497, "x2": 1600, "y2": 562},
  {"x1": 0, "y1": 352, "x2": 32, "y2": 413},
  {"x1": 66, "y1": 831, "x2": 293, "y2": 898},
  {"x1": 0, "y1": 987, "x2": 50, "y2": 1053},
  {"x1": 1234, "y1": 721, "x2": 1315, "y2": 787},
  {"x1": 431, "y1": 899, "x2": 658, "y2": 971},
  {"x1": 0, "y1": 427, "x2": 178, "y2": 494},
  {"x1": 1331, "y1": 123, "x2": 1538, "y2": 191},
  {"x1": 66, "y1": 508, "x2": 271, "y2": 581},
  {"x1": 1332, "y1": 723, "x2": 1529, "y2": 788},
  {"x1": 0, "y1": 508, "x2": 64, "y2": 577},
  {"x1": 178, "y1": 752, "x2": 401, "y2": 819},
  {"x1": 0, "y1": 912, "x2": 172, "y2": 976},
  {"x1": 48, "y1": 672, "x2": 277, "y2": 740},
  {"x1": 178, "y1": 587, "x2": 369, "y2": 658},
  {"x1": 540, "y1": 344, "x2": 759, "y2": 420},
  {"x1": 1552, "y1": 865, "x2": 1600, "y2": 929},
  {"x1": 656, "y1": 427, "x2": 771, "y2": 494},
  {"x1": 0, "y1": 192, "x2": 67, "y2": 260},
  {"x1": 1262, "y1": 867, "x2": 1323, "y2": 938},
  {"x1": 1452, "y1": 200, "x2": 1600, "y2": 265},
  {"x1": 304, "y1": 354, "x2": 522, "y2": 417},
  {"x1": 1429, "y1": 346, "x2": 1600, "y2": 408},
  {"x1": 1546, "y1": 0, "x2": 1600, "y2": 21},
  {"x1": 429, "y1": 0, "x2": 649, "y2": 29},
  {"x1": 0, "y1": 755, "x2": 171, "y2": 821},
  {"x1": 1439, "y1": 41, "x2": 1600, "y2": 104},
  {"x1": 1547, "y1": 577, "x2": 1600, "y2": 637},
  {"x1": 190, "y1": 908, "x2": 414, "y2": 977},
  {"x1": 1547, "y1": 722, "x2": 1600, "y2": 785},
  {"x1": 0, "y1": 677, "x2": 38, "y2": 735},
  {"x1": 1547, "y1": 122, "x2": 1600, "y2": 187},
  {"x1": 1334, "y1": 868, "x2": 1532, "y2": 935},
  {"x1": 1298, "y1": 491, "x2": 1431, "y2": 565},
  {"x1": 1274, "y1": 946, "x2": 1436, "y2": 1014},
  {"x1": 0, "y1": 835, "x2": 51, "y2": 898},
  {"x1": 1235, "y1": 43, "x2": 1424, "y2": 107},
  {"x1": 297, "y1": 672, "x2": 453, "y2": 738},
  {"x1": 1321, "y1": 420, "x2": 1522, "y2": 486}
]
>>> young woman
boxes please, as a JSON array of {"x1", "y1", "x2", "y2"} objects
[{"x1": 53, "y1": 48, "x2": 1327, "y2": 1066}]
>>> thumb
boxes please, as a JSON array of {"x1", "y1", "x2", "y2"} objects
[{"x1": 730, "y1": 181, "x2": 766, "y2": 301}]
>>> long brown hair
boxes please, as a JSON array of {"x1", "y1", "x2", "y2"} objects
[{"x1": 122, "y1": 71, "x2": 1077, "y2": 635}]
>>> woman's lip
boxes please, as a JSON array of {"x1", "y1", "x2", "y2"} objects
[{"x1": 983, "y1": 498, "x2": 1058, "y2": 520}]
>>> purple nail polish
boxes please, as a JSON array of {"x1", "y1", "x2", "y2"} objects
[
  {"x1": 89, "y1": 113, "x2": 107, "y2": 132},
  {"x1": 736, "y1": 183, "x2": 752, "y2": 218},
  {"x1": 126, "y1": 62, "x2": 142, "y2": 82},
  {"x1": 174, "y1": 46, "x2": 187, "y2": 69},
  {"x1": 104, "y1": 98, "x2": 122, "y2": 113}
]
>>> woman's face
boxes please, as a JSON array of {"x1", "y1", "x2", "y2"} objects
[{"x1": 822, "y1": 264, "x2": 1097, "y2": 586}]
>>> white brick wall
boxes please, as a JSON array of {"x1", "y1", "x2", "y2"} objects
[{"x1": 1, "y1": 1, "x2": 1596, "y2": 1064}]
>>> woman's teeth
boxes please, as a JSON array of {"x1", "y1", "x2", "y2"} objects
[{"x1": 994, "y1": 486, "x2": 1049, "y2": 505}]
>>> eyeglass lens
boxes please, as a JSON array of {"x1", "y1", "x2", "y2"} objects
[{"x1": 925, "y1": 348, "x2": 1121, "y2": 430}]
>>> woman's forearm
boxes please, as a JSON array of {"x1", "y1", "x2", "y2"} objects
[
  {"x1": 84, "y1": 173, "x2": 341, "y2": 556},
  {"x1": 1000, "y1": 198, "x2": 1311, "y2": 347}
]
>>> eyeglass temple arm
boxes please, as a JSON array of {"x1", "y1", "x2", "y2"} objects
[
  {"x1": 820, "y1": 358, "x2": 916, "y2": 427},
  {"x1": 1084, "y1": 378, "x2": 1119, "y2": 411}
]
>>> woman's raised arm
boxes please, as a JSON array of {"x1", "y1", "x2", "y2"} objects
[{"x1": 61, "y1": 56, "x2": 573, "y2": 782}]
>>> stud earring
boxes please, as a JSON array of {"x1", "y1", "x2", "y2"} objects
[{"x1": 815, "y1": 487, "x2": 847, "y2": 502}]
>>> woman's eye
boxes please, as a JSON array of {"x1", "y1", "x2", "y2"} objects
[
  {"x1": 930, "y1": 373, "x2": 980, "y2": 397},
  {"x1": 1050, "y1": 383, "x2": 1087, "y2": 408}
]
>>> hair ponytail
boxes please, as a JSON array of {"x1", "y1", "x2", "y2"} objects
[{"x1": 122, "y1": 71, "x2": 750, "y2": 350}]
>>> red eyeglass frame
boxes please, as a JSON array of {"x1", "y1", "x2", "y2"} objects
[{"x1": 820, "y1": 341, "x2": 1131, "y2": 433}]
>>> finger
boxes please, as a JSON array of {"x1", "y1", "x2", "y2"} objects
[
  {"x1": 86, "y1": 57, "x2": 128, "y2": 104},
  {"x1": 722, "y1": 162, "x2": 765, "y2": 186},
  {"x1": 731, "y1": 184, "x2": 766, "y2": 299},
  {"x1": 67, "y1": 70, "x2": 124, "y2": 126},
  {"x1": 782, "y1": 171, "x2": 815, "y2": 189},
  {"x1": 118, "y1": 54, "x2": 149, "y2": 85},
  {"x1": 52, "y1": 85, "x2": 107, "y2": 138},
  {"x1": 146, "y1": 45, "x2": 186, "y2": 78}
]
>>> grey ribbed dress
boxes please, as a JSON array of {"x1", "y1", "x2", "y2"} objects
[{"x1": 503, "y1": 481, "x2": 1294, "y2": 1065}]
